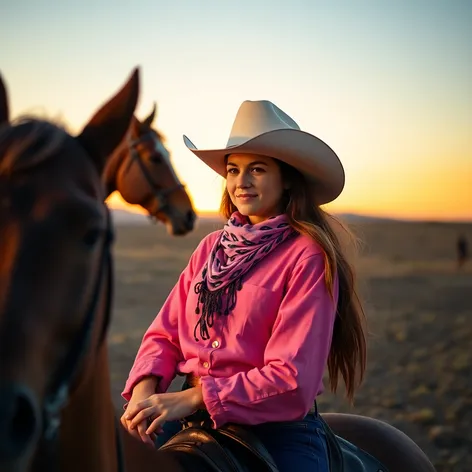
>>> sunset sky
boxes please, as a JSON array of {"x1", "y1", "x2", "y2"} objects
[{"x1": 2, "y1": 0, "x2": 471, "y2": 221}]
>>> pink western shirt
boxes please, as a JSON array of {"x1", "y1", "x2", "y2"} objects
[{"x1": 122, "y1": 230, "x2": 338, "y2": 428}]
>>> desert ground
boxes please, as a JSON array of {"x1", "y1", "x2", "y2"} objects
[{"x1": 107, "y1": 215, "x2": 472, "y2": 472}]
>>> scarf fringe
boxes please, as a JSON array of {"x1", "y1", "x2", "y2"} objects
[
  {"x1": 193, "y1": 268, "x2": 243, "y2": 341},
  {"x1": 192, "y1": 213, "x2": 295, "y2": 342}
]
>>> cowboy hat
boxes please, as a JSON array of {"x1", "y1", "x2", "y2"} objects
[{"x1": 183, "y1": 100, "x2": 345, "y2": 205}]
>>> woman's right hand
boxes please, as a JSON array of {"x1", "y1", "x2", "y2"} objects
[{"x1": 120, "y1": 376, "x2": 159, "y2": 447}]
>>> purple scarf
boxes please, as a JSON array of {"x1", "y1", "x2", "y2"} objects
[{"x1": 193, "y1": 212, "x2": 296, "y2": 341}]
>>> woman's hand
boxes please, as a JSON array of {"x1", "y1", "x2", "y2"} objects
[
  {"x1": 120, "y1": 376, "x2": 159, "y2": 447},
  {"x1": 124, "y1": 387, "x2": 204, "y2": 436}
]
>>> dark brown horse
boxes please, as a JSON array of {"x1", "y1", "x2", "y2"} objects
[
  {"x1": 0, "y1": 70, "x2": 435, "y2": 472},
  {"x1": 0, "y1": 69, "x2": 186, "y2": 472},
  {"x1": 103, "y1": 105, "x2": 196, "y2": 236}
]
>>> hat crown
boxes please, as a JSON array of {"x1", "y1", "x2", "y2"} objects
[{"x1": 227, "y1": 100, "x2": 300, "y2": 148}]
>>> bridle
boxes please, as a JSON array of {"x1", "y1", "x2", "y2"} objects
[
  {"x1": 127, "y1": 132, "x2": 185, "y2": 222},
  {"x1": 33, "y1": 205, "x2": 126, "y2": 472}
]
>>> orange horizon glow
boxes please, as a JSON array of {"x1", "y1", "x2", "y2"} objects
[
  {"x1": 4, "y1": 2, "x2": 471, "y2": 223},
  {"x1": 106, "y1": 188, "x2": 472, "y2": 223}
]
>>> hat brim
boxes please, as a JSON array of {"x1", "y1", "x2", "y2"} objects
[{"x1": 183, "y1": 129, "x2": 345, "y2": 205}]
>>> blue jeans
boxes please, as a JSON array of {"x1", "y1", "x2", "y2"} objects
[{"x1": 156, "y1": 412, "x2": 329, "y2": 472}]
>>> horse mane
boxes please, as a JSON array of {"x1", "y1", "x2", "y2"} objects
[{"x1": 0, "y1": 118, "x2": 68, "y2": 177}]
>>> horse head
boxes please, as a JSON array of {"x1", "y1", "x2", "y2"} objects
[
  {"x1": 106, "y1": 103, "x2": 196, "y2": 236},
  {"x1": 0, "y1": 68, "x2": 139, "y2": 471}
]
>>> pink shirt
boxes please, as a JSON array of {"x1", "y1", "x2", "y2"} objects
[{"x1": 122, "y1": 230, "x2": 338, "y2": 428}]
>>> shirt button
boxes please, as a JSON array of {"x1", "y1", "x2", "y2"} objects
[
  {"x1": 211, "y1": 340, "x2": 220, "y2": 348},
  {"x1": 202, "y1": 361, "x2": 210, "y2": 368}
]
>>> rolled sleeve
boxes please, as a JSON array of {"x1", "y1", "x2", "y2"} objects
[{"x1": 121, "y1": 261, "x2": 193, "y2": 401}]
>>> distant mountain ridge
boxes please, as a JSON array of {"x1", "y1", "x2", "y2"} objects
[
  {"x1": 110, "y1": 208, "x2": 400, "y2": 225},
  {"x1": 111, "y1": 209, "x2": 150, "y2": 224},
  {"x1": 336, "y1": 213, "x2": 400, "y2": 223},
  {"x1": 110, "y1": 208, "x2": 470, "y2": 225}
]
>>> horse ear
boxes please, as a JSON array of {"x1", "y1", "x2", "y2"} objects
[
  {"x1": 76, "y1": 67, "x2": 140, "y2": 172},
  {"x1": 129, "y1": 115, "x2": 142, "y2": 138},
  {"x1": 142, "y1": 102, "x2": 157, "y2": 129},
  {"x1": 0, "y1": 73, "x2": 10, "y2": 125}
]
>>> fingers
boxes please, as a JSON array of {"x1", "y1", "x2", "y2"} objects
[
  {"x1": 121, "y1": 412, "x2": 155, "y2": 446},
  {"x1": 137, "y1": 420, "x2": 155, "y2": 446},
  {"x1": 120, "y1": 412, "x2": 127, "y2": 429},
  {"x1": 129, "y1": 406, "x2": 157, "y2": 430},
  {"x1": 124, "y1": 398, "x2": 152, "y2": 422},
  {"x1": 125, "y1": 419, "x2": 145, "y2": 442},
  {"x1": 146, "y1": 415, "x2": 166, "y2": 435}
]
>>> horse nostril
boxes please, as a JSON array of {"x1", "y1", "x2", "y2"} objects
[{"x1": 0, "y1": 386, "x2": 39, "y2": 460}]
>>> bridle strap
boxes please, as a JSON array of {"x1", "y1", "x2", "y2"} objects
[{"x1": 127, "y1": 134, "x2": 185, "y2": 218}]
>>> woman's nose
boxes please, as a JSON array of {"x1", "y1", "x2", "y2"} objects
[{"x1": 236, "y1": 172, "x2": 251, "y2": 188}]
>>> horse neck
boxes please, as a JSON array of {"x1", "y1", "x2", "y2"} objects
[
  {"x1": 102, "y1": 144, "x2": 127, "y2": 198},
  {"x1": 53, "y1": 258, "x2": 185, "y2": 472},
  {"x1": 57, "y1": 342, "x2": 186, "y2": 472},
  {"x1": 58, "y1": 343, "x2": 119, "y2": 472}
]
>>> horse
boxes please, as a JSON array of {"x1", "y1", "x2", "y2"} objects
[
  {"x1": 0, "y1": 68, "x2": 187, "y2": 472},
  {"x1": 103, "y1": 104, "x2": 196, "y2": 236},
  {"x1": 0, "y1": 70, "x2": 436, "y2": 472}
]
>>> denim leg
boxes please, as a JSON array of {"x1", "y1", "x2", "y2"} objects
[
  {"x1": 155, "y1": 413, "x2": 330, "y2": 472},
  {"x1": 251, "y1": 413, "x2": 330, "y2": 472}
]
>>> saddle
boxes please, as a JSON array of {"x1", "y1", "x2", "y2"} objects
[
  {"x1": 161, "y1": 377, "x2": 387, "y2": 471},
  {"x1": 159, "y1": 419, "x2": 278, "y2": 472},
  {"x1": 158, "y1": 412, "x2": 388, "y2": 472}
]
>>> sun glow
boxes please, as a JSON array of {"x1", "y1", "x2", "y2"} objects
[{"x1": 4, "y1": 1, "x2": 471, "y2": 222}]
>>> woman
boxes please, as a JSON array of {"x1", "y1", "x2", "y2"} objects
[{"x1": 121, "y1": 100, "x2": 367, "y2": 471}]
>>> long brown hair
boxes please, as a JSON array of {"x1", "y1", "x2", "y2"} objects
[{"x1": 219, "y1": 158, "x2": 367, "y2": 402}]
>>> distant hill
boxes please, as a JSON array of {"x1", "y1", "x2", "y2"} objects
[
  {"x1": 110, "y1": 208, "x2": 469, "y2": 226},
  {"x1": 111, "y1": 209, "x2": 149, "y2": 225},
  {"x1": 110, "y1": 208, "x2": 401, "y2": 225},
  {"x1": 336, "y1": 213, "x2": 401, "y2": 224}
]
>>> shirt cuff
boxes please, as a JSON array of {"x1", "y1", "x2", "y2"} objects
[
  {"x1": 200, "y1": 376, "x2": 228, "y2": 428},
  {"x1": 121, "y1": 358, "x2": 173, "y2": 401}
]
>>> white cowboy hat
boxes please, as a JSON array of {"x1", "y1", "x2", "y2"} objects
[{"x1": 183, "y1": 100, "x2": 345, "y2": 205}]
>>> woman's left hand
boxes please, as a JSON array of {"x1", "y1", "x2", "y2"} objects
[{"x1": 124, "y1": 387, "x2": 204, "y2": 435}]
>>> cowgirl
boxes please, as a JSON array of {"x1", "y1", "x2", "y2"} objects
[{"x1": 121, "y1": 100, "x2": 366, "y2": 471}]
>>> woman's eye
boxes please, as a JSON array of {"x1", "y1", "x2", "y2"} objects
[
  {"x1": 227, "y1": 168, "x2": 237, "y2": 175},
  {"x1": 251, "y1": 167, "x2": 264, "y2": 173}
]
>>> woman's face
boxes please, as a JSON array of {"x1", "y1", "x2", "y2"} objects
[{"x1": 225, "y1": 153, "x2": 285, "y2": 224}]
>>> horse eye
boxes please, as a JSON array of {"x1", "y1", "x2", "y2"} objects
[
  {"x1": 83, "y1": 228, "x2": 102, "y2": 248},
  {"x1": 149, "y1": 153, "x2": 162, "y2": 164}
]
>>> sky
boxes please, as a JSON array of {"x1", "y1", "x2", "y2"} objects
[{"x1": 2, "y1": 0, "x2": 471, "y2": 221}]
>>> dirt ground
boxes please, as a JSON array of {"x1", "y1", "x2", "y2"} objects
[{"x1": 107, "y1": 217, "x2": 472, "y2": 472}]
